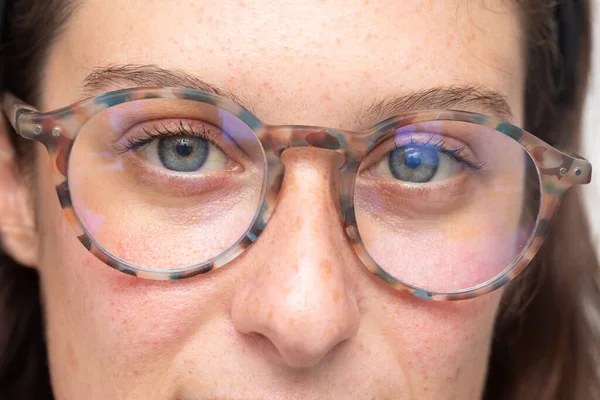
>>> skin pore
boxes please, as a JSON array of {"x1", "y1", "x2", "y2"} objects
[{"x1": 0, "y1": 0, "x2": 526, "y2": 398}]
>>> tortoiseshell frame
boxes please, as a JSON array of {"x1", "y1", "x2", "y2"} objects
[{"x1": 1, "y1": 88, "x2": 592, "y2": 301}]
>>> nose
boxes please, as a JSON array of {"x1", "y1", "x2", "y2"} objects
[{"x1": 231, "y1": 148, "x2": 360, "y2": 369}]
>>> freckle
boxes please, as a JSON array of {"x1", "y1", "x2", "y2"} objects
[
  {"x1": 293, "y1": 216, "x2": 302, "y2": 229},
  {"x1": 238, "y1": 0, "x2": 246, "y2": 7},
  {"x1": 122, "y1": 319, "x2": 128, "y2": 325},
  {"x1": 359, "y1": 342, "x2": 364, "y2": 350},
  {"x1": 288, "y1": 318, "x2": 295, "y2": 327},
  {"x1": 66, "y1": 343, "x2": 78, "y2": 369},
  {"x1": 336, "y1": 38, "x2": 341, "y2": 44},
  {"x1": 321, "y1": 260, "x2": 333, "y2": 278},
  {"x1": 380, "y1": 304, "x2": 387, "y2": 311},
  {"x1": 332, "y1": 289, "x2": 341, "y2": 303},
  {"x1": 268, "y1": 311, "x2": 273, "y2": 319},
  {"x1": 321, "y1": 93, "x2": 332, "y2": 102}
]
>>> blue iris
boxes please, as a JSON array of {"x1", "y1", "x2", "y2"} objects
[
  {"x1": 158, "y1": 137, "x2": 209, "y2": 172},
  {"x1": 388, "y1": 145, "x2": 440, "y2": 182}
]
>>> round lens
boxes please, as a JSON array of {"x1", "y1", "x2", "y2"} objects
[
  {"x1": 68, "y1": 98, "x2": 265, "y2": 271},
  {"x1": 354, "y1": 120, "x2": 540, "y2": 292}
]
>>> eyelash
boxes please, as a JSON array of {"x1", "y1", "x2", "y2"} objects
[
  {"x1": 114, "y1": 120, "x2": 225, "y2": 155},
  {"x1": 114, "y1": 123, "x2": 486, "y2": 172},
  {"x1": 404, "y1": 136, "x2": 487, "y2": 171}
]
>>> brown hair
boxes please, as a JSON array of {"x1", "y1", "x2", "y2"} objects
[{"x1": 0, "y1": 0, "x2": 598, "y2": 399}]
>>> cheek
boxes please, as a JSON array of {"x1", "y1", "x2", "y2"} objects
[
  {"x1": 43, "y1": 247, "x2": 209, "y2": 374},
  {"x1": 371, "y1": 290, "x2": 501, "y2": 394},
  {"x1": 360, "y1": 217, "x2": 521, "y2": 291},
  {"x1": 36, "y1": 147, "x2": 227, "y2": 378}
]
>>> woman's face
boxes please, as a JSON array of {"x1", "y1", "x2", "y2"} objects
[{"x1": 4, "y1": 0, "x2": 526, "y2": 398}]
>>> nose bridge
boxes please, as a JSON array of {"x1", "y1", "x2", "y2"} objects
[{"x1": 230, "y1": 150, "x2": 360, "y2": 368}]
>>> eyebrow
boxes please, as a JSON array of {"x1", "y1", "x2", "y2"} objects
[
  {"x1": 82, "y1": 64, "x2": 256, "y2": 112},
  {"x1": 81, "y1": 64, "x2": 513, "y2": 125},
  {"x1": 358, "y1": 85, "x2": 512, "y2": 125}
]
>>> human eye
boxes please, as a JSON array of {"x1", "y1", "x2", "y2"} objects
[
  {"x1": 115, "y1": 119, "x2": 237, "y2": 175},
  {"x1": 355, "y1": 125, "x2": 492, "y2": 219},
  {"x1": 370, "y1": 136, "x2": 485, "y2": 184}
]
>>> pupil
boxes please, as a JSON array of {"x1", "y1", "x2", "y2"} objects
[
  {"x1": 176, "y1": 139, "x2": 194, "y2": 157},
  {"x1": 404, "y1": 148, "x2": 422, "y2": 169},
  {"x1": 157, "y1": 136, "x2": 209, "y2": 172}
]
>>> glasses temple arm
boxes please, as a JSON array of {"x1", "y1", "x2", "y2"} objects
[{"x1": 1, "y1": 91, "x2": 38, "y2": 134}]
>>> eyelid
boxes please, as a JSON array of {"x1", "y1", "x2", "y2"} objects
[
  {"x1": 359, "y1": 131, "x2": 480, "y2": 171},
  {"x1": 114, "y1": 118, "x2": 253, "y2": 165}
]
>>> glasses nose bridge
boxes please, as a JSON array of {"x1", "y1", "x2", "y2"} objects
[
  {"x1": 265, "y1": 125, "x2": 353, "y2": 157},
  {"x1": 261, "y1": 125, "x2": 359, "y2": 229}
]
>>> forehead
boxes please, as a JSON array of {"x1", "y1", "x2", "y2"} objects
[{"x1": 43, "y1": 0, "x2": 524, "y2": 126}]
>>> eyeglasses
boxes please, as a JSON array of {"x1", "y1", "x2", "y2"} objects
[{"x1": 1, "y1": 87, "x2": 592, "y2": 300}]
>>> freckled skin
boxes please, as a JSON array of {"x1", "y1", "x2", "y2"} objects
[{"x1": 6, "y1": 0, "x2": 525, "y2": 398}]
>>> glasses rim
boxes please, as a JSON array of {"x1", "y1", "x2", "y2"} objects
[{"x1": 1, "y1": 87, "x2": 593, "y2": 301}]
